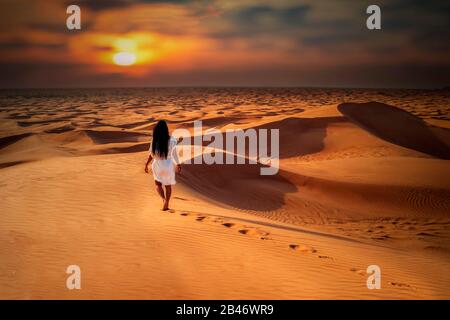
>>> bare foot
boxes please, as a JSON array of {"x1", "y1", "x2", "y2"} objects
[{"x1": 162, "y1": 200, "x2": 169, "y2": 211}]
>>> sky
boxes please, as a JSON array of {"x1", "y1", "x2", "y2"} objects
[{"x1": 0, "y1": 0, "x2": 449, "y2": 88}]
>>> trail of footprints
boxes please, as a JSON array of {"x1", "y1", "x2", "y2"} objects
[
  {"x1": 176, "y1": 210, "x2": 328, "y2": 260},
  {"x1": 349, "y1": 268, "x2": 415, "y2": 290},
  {"x1": 173, "y1": 210, "x2": 414, "y2": 290}
]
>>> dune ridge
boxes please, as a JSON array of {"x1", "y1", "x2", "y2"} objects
[{"x1": 338, "y1": 102, "x2": 450, "y2": 159}]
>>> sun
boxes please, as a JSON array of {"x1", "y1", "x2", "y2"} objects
[{"x1": 113, "y1": 52, "x2": 137, "y2": 66}]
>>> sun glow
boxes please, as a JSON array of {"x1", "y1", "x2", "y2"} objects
[
  {"x1": 69, "y1": 31, "x2": 207, "y2": 75},
  {"x1": 113, "y1": 52, "x2": 137, "y2": 66}
]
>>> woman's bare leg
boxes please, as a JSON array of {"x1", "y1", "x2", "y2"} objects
[
  {"x1": 163, "y1": 185, "x2": 172, "y2": 210},
  {"x1": 155, "y1": 180, "x2": 165, "y2": 202}
]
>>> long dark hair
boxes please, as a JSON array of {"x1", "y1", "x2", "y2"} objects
[{"x1": 152, "y1": 120, "x2": 170, "y2": 158}]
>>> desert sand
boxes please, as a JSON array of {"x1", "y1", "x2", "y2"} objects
[{"x1": 0, "y1": 88, "x2": 449, "y2": 299}]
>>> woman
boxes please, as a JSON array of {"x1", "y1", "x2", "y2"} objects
[{"x1": 145, "y1": 120, "x2": 181, "y2": 211}]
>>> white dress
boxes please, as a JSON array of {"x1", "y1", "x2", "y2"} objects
[{"x1": 150, "y1": 136, "x2": 179, "y2": 186}]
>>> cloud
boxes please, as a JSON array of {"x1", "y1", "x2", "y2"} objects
[
  {"x1": 66, "y1": 0, "x2": 191, "y2": 12},
  {"x1": 384, "y1": 0, "x2": 450, "y2": 12},
  {"x1": 0, "y1": 0, "x2": 449, "y2": 88},
  {"x1": 232, "y1": 4, "x2": 310, "y2": 26},
  {"x1": 203, "y1": 4, "x2": 311, "y2": 38},
  {"x1": 0, "y1": 38, "x2": 66, "y2": 50}
]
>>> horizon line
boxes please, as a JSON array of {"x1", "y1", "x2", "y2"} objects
[{"x1": 0, "y1": 85, "x2": 448, "y2": 91}]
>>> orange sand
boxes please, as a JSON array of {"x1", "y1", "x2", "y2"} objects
[{"x1": 1, "y1": 89, "x2": 449, "y2": 299}]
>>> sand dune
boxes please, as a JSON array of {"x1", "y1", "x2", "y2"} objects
[
  {"x1": 200, "y1": 110, "x2": 427, "y2": 162},
  {"x1": 0, "y1": 88, "x2": 449, "y2": 299},
  {"x1": 179, "y1": 153, "x2": 297, "y2": 211},
  {"x1": 44, "y1": 124, "x2": 76, "y2": 134},
  {"x1": 338, "y1": 102, "x2": 450, "y2": 159},
  {"x1": 0, "y1": 133, "x2": 33, "y2": 149},
  {"x1": 281, "y1": 166, "x2": 450, "y2": 219},
  {"x1": 83, "y1": 129, "x2": 149, "y2": 144},
  {"x1": 192, "y1": 116, "x2": 245, "y2": 128},
  {"x1": 2, "y1": 152, "x2": 449, "y2": 299},
  {"x1": 180, "y1": 154, "x2": 450, "y2": 227}
]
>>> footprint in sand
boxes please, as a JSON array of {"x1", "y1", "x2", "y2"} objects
[
  {"x1": 222, "y1": 222, "x2": 235, "y2": 228},
  {"x1": 318, "y1": 255, "x2": 333, "y2": 260},
  {"x1": 178, "y1": 213, "x2": 274, "y2": 243},
  {"x1": 298, "y1": 245, "x2": 317, "y2": 253},
  {"x1": 219, "y1": 221, "x2": 272, "y2": 241},
  {"x1": 349, "y1": 268, "x2": 366, "y2": 276},
  {"x1": 257, "y1": 231, "x2": 271, "y2": 240},
  {"x1": 389, "y1": 282, "x2": 412, "y2": 289},
  {"x1": 289, "y1": 244, "x2": 317, "y2": 253}
]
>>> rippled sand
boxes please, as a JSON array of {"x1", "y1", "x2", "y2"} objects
[{"x1": 1, "y1": 88, "x2": 449, "y2": 299}]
